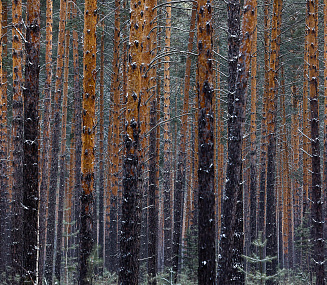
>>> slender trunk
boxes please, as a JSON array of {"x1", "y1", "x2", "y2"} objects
[
  {"x1": 323, "y1": 0, "x2": 327, "y2": 271},
  {"x1": 257, "y1": 0, "x2": 271, "y2": 239},
  {"x1": 265, "y1": 0, "x2": 282, "y2": 281},
  {"x1": 55, "y1": 19, "x2": 70, "y2": 282},
  {"x1": 307, "y1": 0, "x2": 325, "y2": 282},
  {"x1": 280, "y1": 67, "x2": 293, "y2": 269},
  {"x1": 119, "y1": 0, "x2": 143, "y2": 283},
  {"x1": 0, "y1": 0, "x2": 9, "y2": 279},
  {"x1": 65, "y1": 123, "x2": 75, "y2": 283},
  {"x1": 107, "y1": 0, "x2": 120, "y2": 272},
  {"x1": 249, "y1": 0, "x2": 258, "y2": 255},
  {"x1": 163, "y1": 0, "x2": 173, "y2": 271},
  {"x1": 176, "y1": 1, "x2": 196, "y2": 240},
  {"x1": 23, "y1": 0, "x2": 41, "y2": 281},
  {"x1": 197, "y1": 1, "x2": 216, "y2": 284},
  {"x1": 38, "y1": 0, "x2": 53, "y2": 282},
  {"x1": 11, "y1": 0, "x2": 24, "y2": 280},
  {"x1": 98, "y1": 11, "x2": 105, "y2": 276},
  {"x1": 45, "y1": 0, "x2": 67, "y2": 282},
  {"x1": 143, "y1": 0, "x2": 158, "y2": 283},
  {"x1": 72, "y1": 0, "x2": 82, "y2": 272},
  {"x1": 79, "y1": 0, "x2": 97, "y2": 281}
]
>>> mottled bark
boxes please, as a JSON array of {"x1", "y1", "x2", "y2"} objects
[
  {"x1": 0, "y1": 0, "x2": 9, "y2": 279},
  {"x1": 143, "y1": 0, "x2": 158, "y2": 283},
  {"x1": 307, "y1": 0, "x2": 325, "y2": 282},
  {"x1": 197, "y1": 1, "x2": 215, "y2": 284},
  {"x1": 79, "y1": 0, "x2": 97, "y2": 281},
  {"x1": 218, "y1": 0, "x2": 255, "y2": 280},
  {"x1": 11, "y1": 0, "x2": 24, "y2": 281},
  {"x1": 163, "y1": 0, "x2": 173, "y2": 271},
  {"x1": 118, "y1": 1, "x2": 143, "y2": 284},
  {"x1": 38, "y1": 0, "x2": 53, "y2": 281},
  {"x1": 98, "y1": 13, "x2": 105, "y2": 276},
  {"x1": 249, "y1": 0, "x2": 258, "y2": 255},
  {"x1": 72, "y1": 0, "x2": 82, "y2": 270},
  {"x1": 22, "y1": 0, "x2": 41, "y2": 281}
]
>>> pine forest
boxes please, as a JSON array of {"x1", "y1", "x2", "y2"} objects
[{"x1": 1, "y1": 0, "x2": 327, "y2": 284}]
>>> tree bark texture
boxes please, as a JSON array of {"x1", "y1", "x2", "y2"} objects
[
  {"x1": 163, "y1": 0, "x2": 173, "y2": 271},
  {"x1": 107, "y1": 0, "x2": 120, "y2": 272},
  {"x1": 142, "y1": 0, "x2": 158, "y2": 283},
  {"x1": 72, "y1": 0, "x2": 82, "y2": 271},
  {"x1": 23, "y1": 0, "x2": 41, "y2": 281},
  {"x1": 307, "y1": 0, "x2": 325, "y2": 282},
  {"x1": 11, "y1": 0, "x2": 24, "y2": 281},
  {"x1": 0, "y1": 0, "x2": 9, "y2": 279},
  {"x1": 197, "y1": 1, "x2": 216, "y2": 284},
  {"x1": 119, "y1": 0, "x2": 143, "y2": 284},
  {"x1": 55, "y1": 21, "x2": 70, "y2": 283},
  {"x1": 38, "y1": 0, "x2": 53, "y2": 281},
  {"x1": 79, "y1": 0, "x2": 97, "y2": 281},
  {"x1": 218, "y1": 0, "x2": 256, "y2": 280}
]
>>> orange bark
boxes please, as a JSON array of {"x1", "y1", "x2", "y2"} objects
[
  {"x1": 181, "y1": 1, "x2": 196, "y2": 233},
  {"x1": 80, "y1": 0, "x2": 97, "y2": 279},
  {"x1": 11, "y1": 0, "x2": 24, "y2": 279},
  {"x1": 119, "y1": 0, "x2": 143, "y2": 282}
]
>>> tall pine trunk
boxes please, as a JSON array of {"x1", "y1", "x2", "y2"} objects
[
  {"x1": 163, "y1": 0, "x2": 173, "y2": 272},
  {"x1": 265, "y1": 0, "x2": 282, "y2": 281},
  {"x1": 45, "y1": 0, "x2": 67, "y2": 282},
  {"x1": 0, "y1": 0, "x2": 9, "y2": 279},
  {"x1": 119, "y1": 0, "x2": 143, "y2": 283},
  {"x1": 143, "y1": 0, "x2": 158, "y2": 283},
  {"x1": 107, "y1": 0, "x2": 120, "y2": 272},
  {"x1": 307, "y1": 0, "x2": 325, "y2": 282},
  {"x1": 23, "y1": 0, "x2": 41, "y2": 281},
  {"x1": 197, "y1": 1, "x2": 216, "y2": 284},
  {"x1": 218, "y1": 0, "x2": 256, "y2": 280},
  {"x1": 79, "y1": 0, "x2": 97, "y2": 281},
  {"x1": 38, "y1": 0, "x2": 53, "y2": 282},
  {"x1": 55, "y1": 20, "x2": 70, "y2": 282},
  {"x1": 11, "y1": 0, "x2": 24, "y2": 281}
]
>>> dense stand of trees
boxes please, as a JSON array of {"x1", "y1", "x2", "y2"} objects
[{"x1": 1, "y1": 0, "x2": 327, "y2": 284}]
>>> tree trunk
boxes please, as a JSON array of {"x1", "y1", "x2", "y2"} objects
[
  {"x1": 0, "y1": 0, "x2": 9, "y2": 279},
  {"x1": 11, "y1": 0, "x2": 24, "y2": 281},
  {"x1": 23, "y1": 0, "x2": 41, "y2": 281},
  {"x1": 79, "y1": 0, "x2": 97, "y2": 281},
  {"x1": 177, "y1": 0, "x2": 196, "y2": 242},
  {"x1": 307, "y1": 0, "x2": 325, "y2": 282},
  {"x1": 55, "y1": 19, "x2": 70, "y2": 283},
  {"x1": 143, "y1": 0, "x2": 158, "y2": 283},
  {"x1": 249, "y1": 0, "x2": 258, "y2": 257},
  {"x1": 163, "y1": 0, "x2": 173, "y2": 272},
  {"x1": 45, "y1": 0, "x2": 67, "y2": 282},
  {"x1": 72, "y1": 0, "x2": 82, "y2": 276},
  {"x1": 107, "y1": 0, "x2": 120, "y2": 273},
  {"x1": 38, "y1": 0, "x2": 53, "y2": 282},
  {"x1": 265, "y1": 0, "x2": 282, "y2": 281},
  {"x1": 118, "y1": 0, "x2": 143, "y2": 283},
  {"x1": 218, "y1": 0, "x2": 256, "y2": 280},
  {"x1": 98, "y1": 10, "x2": 105, "y2": 276},
  {"x1": 197, "y1": 1, "x2": 216, "y2": 284}
]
